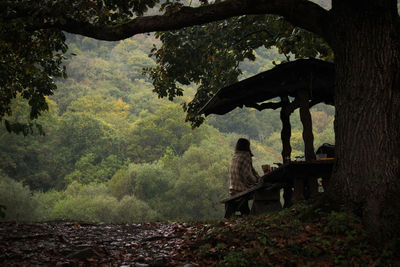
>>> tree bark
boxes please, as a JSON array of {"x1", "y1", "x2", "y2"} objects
[
  {"x1": 31, "y1": 0, "x2": 330, "y2": 41},
  {"x1": 328, "y1": 1, "x2": 400, "y2": 242}
]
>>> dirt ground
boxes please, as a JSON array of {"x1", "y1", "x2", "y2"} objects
[{"x1": 0, "y1": 221, "x2": 196, "y2": 266}]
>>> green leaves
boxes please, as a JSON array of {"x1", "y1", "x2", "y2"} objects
[
  {"x1": 147, "y1": 14, "x2": 333, "y2": 127},
  {"x1": 0, "y1": 175, "x2": 38, "y2": 221},
  {"x1": 126, "y1": 103, "x2": 205, "y2": 162},
  {"x1": 0, "y1": 22, "x2": 68, "y2": 132},
  {"x1": 4, "y1": 120, "x2": 45, "y2": 136},
  {"x1": 0, "y1": 0, "x2": 161, "y2": 133},
  {"x1": 0, "y1": 205, "x2": 5, "y2": 218},
  {"x1": 65, "y1": 153, "x2": 124, "y2": 184}
]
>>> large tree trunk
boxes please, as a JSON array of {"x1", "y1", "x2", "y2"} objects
[{"x1": 329, "y1": 1, "x2": 400, "y2": 242}]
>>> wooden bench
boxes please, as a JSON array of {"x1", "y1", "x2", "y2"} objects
[{"x1": 220, "y1": 182, "x2": 286, "y2": 218}]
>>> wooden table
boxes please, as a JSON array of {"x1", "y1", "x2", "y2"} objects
[
  {"x1": 263, "y1": 159, "x2": 335, "y2": 205},
  {"x1": 262, "y1": 159, "x2": 334, "y2": 182}
]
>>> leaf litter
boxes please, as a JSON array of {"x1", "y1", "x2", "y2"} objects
[
  {"x1": 0, "y1": 202, "x2": 399, "y2": 266},
  {"x1": 0, "y1": 221, "x2": 194, "y2": 266}
]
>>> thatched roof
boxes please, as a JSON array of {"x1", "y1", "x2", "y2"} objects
[{"x1": 198, "y1": 58, "x2": 334, "y2": 116}]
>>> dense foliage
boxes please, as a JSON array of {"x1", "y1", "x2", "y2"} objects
[
  {"x1": 0, "y1": 0, "x2": 163, "y2": 134},
  {"x1": 0, "y1": 35, "x2": 334, "y2": 222},
  {"x1": 146, "y1": 12, "x2": 333, "y2": 127},
  {"x1": 1, "y1": 0, "x2": 334, "y2": 131}
]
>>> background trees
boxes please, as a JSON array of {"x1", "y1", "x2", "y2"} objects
[{"x1": 0, "y1": 35, "x2": 335, "y2": 222}]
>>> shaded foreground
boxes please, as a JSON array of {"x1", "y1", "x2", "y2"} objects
[
  {"x1": 1, "y1": 202, "x2": 398, "y2": 266},
  {"x1": 0, "y1": 221, "x2": 192, "y2": 266}
]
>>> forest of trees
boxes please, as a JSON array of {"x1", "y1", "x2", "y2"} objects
[{"x1": 0, "y1": 35, "x2": 335, "y2": 223}]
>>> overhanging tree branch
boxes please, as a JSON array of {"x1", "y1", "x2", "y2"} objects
[
  {"x1": 39, "y1": 0, "x2": 330, "y2": 41},
  {"x1": 246, "y1": 102, "x2": 282, "y2": 111}
]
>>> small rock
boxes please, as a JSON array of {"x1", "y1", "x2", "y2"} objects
[
  {"x1": 59, "y1": 249, "x2": 73, "y2": 256},
  {"x1": 67, "y1": 247, "x2": 94, "y2": 259},
  {"x1": 151, "y1": 256, "x2": 168, "y2": 266},
  {"x1": 136, "y1": 254, "x2": 145, "y2": 262},
  {"x1": 56, "y1": 261, "x2": 74, "y2": 267},
  {"x1": 135, "y1": 263, "x2": 149, "y2": 267}
]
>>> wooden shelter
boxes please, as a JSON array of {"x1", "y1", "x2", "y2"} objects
[{"x1": 198, "y1": 58, "x2": 335, "y2": 163}]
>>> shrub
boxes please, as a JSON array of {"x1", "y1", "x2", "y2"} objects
[
  {"x1": 51, "y1": 194, "x2": 118, "y2": 222},
  {"x1": 324, "y1": 211, "x2": 361, "y2": 234},
  {"x1": 0, "y1": 176, "x2": 37, "y2": 221},
  {"x1": 51, "y1": 182, "x2": 118, "y2": 222},
  {"x1": 108, "y1": 166, "x2": 135, "y2": 199},
  {"x1": 33, "y1": 190, "x2": 65, "y2": 221},
  {"x1": 114, "y1": 195, "x2": 159, "y2": 223}
]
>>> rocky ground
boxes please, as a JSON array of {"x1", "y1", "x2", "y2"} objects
[{"x1": 0, "y1": 220, "x2": 199, "y2": 266}]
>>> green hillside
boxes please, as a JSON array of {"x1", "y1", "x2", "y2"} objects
[{"x1": 0, "y1": 34, "x2": 334, "y2": 222}]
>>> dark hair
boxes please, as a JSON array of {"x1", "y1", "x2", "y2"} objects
[{"x1": 235, "y1": 138, "x2": 253, "y2": 156}]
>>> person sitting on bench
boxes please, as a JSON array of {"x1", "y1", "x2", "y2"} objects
[{"x1": 228, "y1": 138, "x2": 261, "y2": 216}]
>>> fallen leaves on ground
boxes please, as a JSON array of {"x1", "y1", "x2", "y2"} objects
[
  {"x1": 0, "y1": 221, "x2": 193, "y2": 266},
  {"x1": 1, "y1": 202, "x2": 398, "y2": 266}
]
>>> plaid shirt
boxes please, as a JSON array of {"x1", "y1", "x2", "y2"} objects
[{"x1": 229, "y1": 151, "x2": 260, "y2": 195}]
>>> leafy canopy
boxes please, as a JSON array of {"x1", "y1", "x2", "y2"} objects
[
  {"x1": 1, "y1": 0, "x2": 332, "y2": 132},
  {"x1": 0, "y1": 0, "x2": 158, "y2": 133},
  {"x1": 145, "y1": 12, "x2": 333, "y2": 127}
]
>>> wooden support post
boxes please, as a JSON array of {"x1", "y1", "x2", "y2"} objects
[
  {"x1": 296, "y1": 90, "x2": 318, "y2": 199},
  {"x1": 280, "y1": 96, "x2": 292, "y2": 163},
  {"x1": 297, "y1": 90, "x2": 316, "y2": 161},
  {"x1": 280, "y1": 96, "x2": 293, "y2": 207}
]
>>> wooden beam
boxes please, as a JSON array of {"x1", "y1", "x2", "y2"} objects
[{"x1": 246, "y1": 101, "x2": 282, "y2": 111}]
